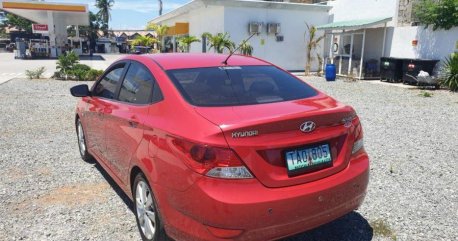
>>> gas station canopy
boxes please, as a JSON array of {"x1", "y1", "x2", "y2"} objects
[
  {"x1": 0, "y1": 0, "x2": 89, "y2": 26},
  {"x1": 0, "y1": 0, "x2": 89, "y2": 57}
]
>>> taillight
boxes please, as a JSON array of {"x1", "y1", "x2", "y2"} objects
[
  {"x1": 352, "y1": 118, "x2": 364, "y2": 155},
  {"x1": 171, "y1": 138, "x2": 253, "y2": 179}
]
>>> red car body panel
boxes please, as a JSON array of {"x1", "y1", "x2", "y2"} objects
[
  {"x1": 74, "y1": 53, "x2": 369, "y2": 241},
  {"x1": 149, "y1": 53, "x2": 270, "y2": 70},
  {"x1": 194, "y1": 95, "x2": 357, "y2": 188}
]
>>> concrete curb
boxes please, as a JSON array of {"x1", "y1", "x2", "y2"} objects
[{"x1": 0, "y1": 78, "x2": 15, "y2": 86}]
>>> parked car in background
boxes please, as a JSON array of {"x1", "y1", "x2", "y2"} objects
[
  {"x1": 132, "y1": 46, "x2": 152, "y2": 55},
  {"x1": 70, "y1": 53, "x2": 369, "y2": 241}
]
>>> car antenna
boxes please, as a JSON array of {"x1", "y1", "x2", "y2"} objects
[{"x1": 222, "y1": 32, "x2": 257, "y2": 65}]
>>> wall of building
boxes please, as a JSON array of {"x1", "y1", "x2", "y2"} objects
[
  {"x1": 329, "y1": 0, "x2": 457, "y2": 67},
  {"x1": 187, "y1": 5, "x2": 225, "y2": 53},
  {"x1": 223, "y1": 6, "x2": 329, "y2": 70},
  {"x1": 386, "y1": 26, "x2": 458, "y2": 60}
]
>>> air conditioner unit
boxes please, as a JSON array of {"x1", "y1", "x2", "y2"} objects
[
  {"x1": 267, "y1": 23, "x2": 281, "y2": 35},
  {"x1": 249, "y1": 22, "x2": 262, "y2": 34}
]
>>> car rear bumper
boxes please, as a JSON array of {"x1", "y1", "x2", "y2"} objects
[{"x1": 153, "y1": 151, "x2": 369, "y2": 241}]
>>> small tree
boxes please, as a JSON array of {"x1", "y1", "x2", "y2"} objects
[
  {"x1": 131, "y1": 35, "x2": 157, "y2": 48},
  {"x1": 239, "y1": 41, "x2": 253, "y2": 56},
  {"x1": 0, "y1": 21, "x2": 7, "y2": 38},
  {"x1": 414, "y1": 0, "x2": 458, "y2": 31},
  {"x1": 146, "y1": 23, "x2": 169, "y2": 52},
  {"x1": 177, "y1": 35, "x2": 200, "y2": 52},
  {"x1": 4, "y1": 13, "x2": 33, "y2": 33},
  {"x1": 316, "y1": 53, "x2": 324, "y2": 77},
  {"x1": 204, "y1": 32, "x2": 235, "y2": 54},
  {"x1": 305, "y1": 23, "x2": 324, "y2": 75},
  {"x1": 441, "y1": 53, "x2": 458, "y2": 91},
  {"x1": 56, "y1": 51, "x2": 79, "y2": 79}
]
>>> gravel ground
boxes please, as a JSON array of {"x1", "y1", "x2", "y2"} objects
[{"x1": 0, "y1": 78, "x2": 457, "y2": 241}]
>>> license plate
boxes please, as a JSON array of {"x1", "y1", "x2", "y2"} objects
[{"x1": 285, "y1": 144, "x2": 332, "y2": 176}]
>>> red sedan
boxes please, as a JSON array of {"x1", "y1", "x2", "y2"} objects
[{"x1": 70, "y1": 53, "x2": 369, "y2": 241}]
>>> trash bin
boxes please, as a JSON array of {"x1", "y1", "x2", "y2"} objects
[
  {"x1": 402, "y1": 59, "x2": 439, "y2": 85},
  {"x1": 325, "y1": 64, "x2": 336, "y2": 81},
  {"x1": 380, "y1": 57, "x2": 405, "y2": 82}
]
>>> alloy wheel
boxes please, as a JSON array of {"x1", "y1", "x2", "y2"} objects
[
  {"x1": 136, "y1": 180, "x2": 157, "y2": 240},
  {"x1": 77, "y1": 120, "x2": 86, "y2": 157}
]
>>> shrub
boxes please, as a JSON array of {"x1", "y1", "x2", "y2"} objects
[
  {"x1": 25, "y1": 66, "x2": 46, "y2": 79},
  {"x1": 441, "y1": 53, "x2": 458, "y2": 91},
  {"x1": 56, "y1": 51, "x2": 79, "y2": 78},
  {"x1": 69, "y1": 64, "x2": 91, "y2": 81},
  {"x1": 239, "y1": 41, "x2": 253, "y2": 56},
  {"x1": 86, "y1": 69, "x2": 104, "y2": 81}
]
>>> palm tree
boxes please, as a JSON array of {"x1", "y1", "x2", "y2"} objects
[
  {"x1": 305, "y1": 23, "x2": 325, "y2": 75},
  {"x1": 204, "y1": 32, "x2": 235, "y2": 54},
  {"x1": 95, "y1": 0, "x2": 114, "y2": 36},
  {"x1": 146, "y1": 23, "x2": 169, "y2": 52},
  {"x1": 239, "y1": 41, "x2": 253, "y2": 56},
  {"x1": 131, "y1": 35, "x2": 158, "y2": 48},
  {"x1": 177, "y1": 35, "x2": 200, "y2": 52}
]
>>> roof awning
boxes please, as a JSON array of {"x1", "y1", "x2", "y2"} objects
[
  {"x1": 0, "y1": 0, "x2": 89, "y2": 26},
  {"x1": 317, "y1": 17, "x2": 392, "y2": 31}
]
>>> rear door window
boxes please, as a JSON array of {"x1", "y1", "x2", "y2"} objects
[
  {"x1": 93, "y1": 64, "x2": 126, "y2": 99},
  {"x1": 167, "y1": 66, "x2": 317, "y2": 106},
  {"x1": 118, "y1": 62, "x2": 159, "y2": 104}
]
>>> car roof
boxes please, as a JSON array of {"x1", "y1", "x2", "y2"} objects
[{"x1": 141, "y1": 53, "x2": 270, "y2": 70}]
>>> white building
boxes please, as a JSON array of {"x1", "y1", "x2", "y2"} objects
[
  {"x1": 150, "y1": 0, "x2": 331, "y2": 71},
  {"x1": 151, "y1": 0, "x2": 457, "y2": 77},
  {"x1": 319, "y1": 0, "x2": 458, "y2": 79}
]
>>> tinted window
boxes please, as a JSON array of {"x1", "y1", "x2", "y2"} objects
[
  {"x1": 93, "y1": 65, "x2": 125, "y2": 99},
  {"x1": 167, "y1": 66, "x2": 317, "y2": 106},
  {"x1": 119, "y1": 63, "x2": 156, "y2": 104}
]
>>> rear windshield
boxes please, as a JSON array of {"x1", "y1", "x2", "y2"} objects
[{"x1": 167, "y1": 66, "x2": 317, "y2": 107}]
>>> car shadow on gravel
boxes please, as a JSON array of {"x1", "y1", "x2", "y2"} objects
[
  {"x1": 91, "y1": 161, "x2": 372, "y2": 241},
  {"x1": 92, "y1": 162, "x2": 134, "y2": 212},
  {"x1": 281, "y1": 211, "x2": 373, "y2": 241}
]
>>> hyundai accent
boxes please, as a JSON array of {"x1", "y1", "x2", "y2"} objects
[{"x1": 70, "y1": 53, "x2": 369, "y2": 241}]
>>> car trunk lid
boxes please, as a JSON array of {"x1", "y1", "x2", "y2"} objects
[{"x1": 194, "y1": 94, "x2": 358, "y2": 188}]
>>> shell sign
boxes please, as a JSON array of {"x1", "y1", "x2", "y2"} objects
[{"x1": 32, "y1": 24, "x2": 49, "y2": 34}]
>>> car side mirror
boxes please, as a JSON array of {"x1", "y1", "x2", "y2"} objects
[{"x1": 70, "y1": 84, "x2": 90, "y2": 97}]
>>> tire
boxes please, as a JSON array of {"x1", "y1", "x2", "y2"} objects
[
  {"x1": 133, "y1": 173, "x2": 168, "y2": 241},
  {"x1": 76, "y1": 118, "x2": 93, "y2": 162}
]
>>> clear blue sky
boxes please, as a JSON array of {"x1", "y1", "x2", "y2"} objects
[{"x1": 51, "y1": 0, "x2": 188, "y2": 30}]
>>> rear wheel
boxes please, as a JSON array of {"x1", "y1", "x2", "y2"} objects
[
  {"x1": 133, "y1": 173, "x2": 168, "y2": 241},
  {"x1": 76, "y1": 118, "x2": 93, "y2": 162}
]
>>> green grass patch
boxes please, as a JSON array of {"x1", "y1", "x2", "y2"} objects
[
  {"x1": 370, "y1": 219, "x2": 397, "y2": 240},
  {"x1": 419, "y1": 91, "x2": 433, "y2": 98}
]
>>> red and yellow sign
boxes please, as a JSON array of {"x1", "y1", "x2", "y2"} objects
[{"x1": 2, "y1": 2, "x2": 86, "y2": 12}]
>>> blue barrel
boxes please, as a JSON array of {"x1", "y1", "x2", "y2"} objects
[{"x1": 325, "y1": 64, "x2": 336, "y2": 81}]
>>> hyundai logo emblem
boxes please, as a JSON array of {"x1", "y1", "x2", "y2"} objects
[{"x1": 300, "y1": 121, "x2": 316, "y2": 133}]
